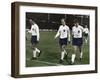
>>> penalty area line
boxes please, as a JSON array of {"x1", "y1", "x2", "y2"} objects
[{"x1": 26, "y1": 58, "x2": 63, "y2": 66}]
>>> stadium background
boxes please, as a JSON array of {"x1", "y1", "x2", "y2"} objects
[{"x1": 26, "y1": 12, "x2": 89, "y2": 30}]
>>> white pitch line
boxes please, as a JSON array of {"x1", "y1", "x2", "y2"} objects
[{"x1": 26, "y1": 58, "x2": 63, "y2": 66}]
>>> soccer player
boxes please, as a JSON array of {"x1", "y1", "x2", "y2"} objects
[
  {"x1": 71, "y1": 20, "x2": 84, "y2": 64},
  {"x1": 83, "y1": 25, "x2": 89, "y2": 44},
  {"x1": 28, "y1": 19, "x2": 41, "y2": 60},
  {"x1": 55, "y1": 19, "x2": 70, "y2": 63}
]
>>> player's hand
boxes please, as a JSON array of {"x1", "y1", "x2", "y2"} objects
[{"x1": 28, "y1": 30, "x2": 32, "y2": 34}]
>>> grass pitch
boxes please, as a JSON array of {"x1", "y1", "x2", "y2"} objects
[{"x1": 26, "y1": 31, "x2": 89, "y2": 67}]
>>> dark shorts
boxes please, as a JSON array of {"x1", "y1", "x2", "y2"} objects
[
  {"x1": 84, "y1": 33, "x2": 88, "y2": 37},
  {"x1": 72, "y1": 38, "x2": 83, "y2": 46},
  {"x1": 59, "y1": 38, "x2": 67, "y2": 46},
  {"x1": 31, "y1": 36, "x2": 38, "y2": 44}
]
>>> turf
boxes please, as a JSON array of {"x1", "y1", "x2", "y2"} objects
[{"x1": 26, "y1": 31, "x2": 89, "y2": 67}]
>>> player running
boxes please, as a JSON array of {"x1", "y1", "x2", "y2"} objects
[
  {"x1": 71, "y1": 19, "x2": 84, "y2": 64},
  {"x1": 28, "y1": 19, "x2": 41, "y2": 60},
  {"x1": 55, "y1": 19, "x2": 70, "y2": 64},
  {"x1": 83, "y1": 25, "x2": 89, "y2": 44}
]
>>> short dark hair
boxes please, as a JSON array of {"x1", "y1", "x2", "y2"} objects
[{"x1": 29, "y1": 19, "x2": 35, "y2": 24}]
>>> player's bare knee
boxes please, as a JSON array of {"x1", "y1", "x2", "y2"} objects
[
  {"x1": 78, "y1": 46, "x2": 82, "y2": 52},
  {"x1": 73, "y1": 46, "x2": 77, "y2": 53},
  {"x1": 32, "y1": 45, "x2": 36, "y2": 50},
  {"x1": 62, "y1": 45, "x2": 65, "y2": 51}
]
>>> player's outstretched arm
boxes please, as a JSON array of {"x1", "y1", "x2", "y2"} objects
[{"x1": 54, "y1": 32, "x2": 59, "y2": 39}]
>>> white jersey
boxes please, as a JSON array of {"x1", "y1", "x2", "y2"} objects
[
  {"x1": 72, "y1": 25, "x2": 84, "y2": 38},
  {"x1": 28, "y1": 24, "x2": 40, "y2": 41},
  {"x1": 84, "y1": 28, "x2": 89, "y2": 34},
  {"x1": 55, "y1": 25, "x2": 70, "y2": 39}
]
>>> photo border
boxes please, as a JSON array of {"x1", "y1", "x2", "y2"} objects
[{"x1": 11, "y1": 2, "x2": 98, "y2": 78}]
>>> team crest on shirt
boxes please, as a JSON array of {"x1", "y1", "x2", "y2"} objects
[
  {"x1": 63, "y1": 29, "x2": 66, "y2": 32},
  {"x1": 78, "y1": 30, "x2": 80, "y2": 33},
  {"x1": 32, "y1": 28, "x2": 36, "y2": 32}
]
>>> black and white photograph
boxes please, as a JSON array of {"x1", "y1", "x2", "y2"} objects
[
  {"x1": 26, "y1": 13, "x2": 90, "y2": 67},
  {"x1": 11, "y1": 2, "x2": 97, "y2": 78}
]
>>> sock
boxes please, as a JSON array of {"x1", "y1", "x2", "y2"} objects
[
  {"x1": 33, "y1": 50, "x2": 36, "y2": 58},
  {"x1": 61, "y1": 51, "x2": 65, "y2": 60},
  {"x1": 80, "y1": 52, "x2": 83, "y2": 59},
  {"x1": 64, "y1": 50, "x2": 67, "y2": 55},
  {"x1": 35, "y1": 48, "x2": 40, "y2": 53},
  {"x1": 71, "y1": 54, "x2": 76, "y2": 63}
]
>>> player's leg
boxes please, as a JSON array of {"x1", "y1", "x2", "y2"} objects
[
  {"x1": 31, "y1": 43, "x2": 37, "y2": 60},
  {"x1": 63, "y1": 46, "x2": 68, "y2": 55},
  {"x1": 32, "y1": 45, "x2": 41, "y2": 59},
  {"x1": 63, "y1": 45, "x2": 69, "y2": 61},
  {"x1": 35, "y1": 47, "x2": 41, "y2": 57},
  {"x1": 78, "y1": 46, "x2": 83, "y2": 61},
  {"x1": 71, "y1": 46, "x2": 77, "y2": 64},
  {"x1": 35, "y1": 47, "x2": 40, "y2": 53},
  {"x1": 71, "y1": 38, "x2": 78, "y2": 64},
  {"x1": 31, "y1": 36, "x2": 41, "y2": 60},
  {"x1": 78, "y1": 38, "x2": 83, "y2": 61},
  {"x1": 85, "y1": 34, "x2": 88, "y2": 44},
  {"x1": 34, "y1": 41, "x2": 42, "y2": 57},
  {"x1": 62, "y1": 38, "x2": 68, "y2": 58},
  {"x1": 59, "y1": 38, "x2": 68, "y2": 63},
  {"x1": 59, "y1": 45, "x2": 66, "y2": 63},
  {"x1": 85, "y1": 37, "x2": 87, "y2": 43}
]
